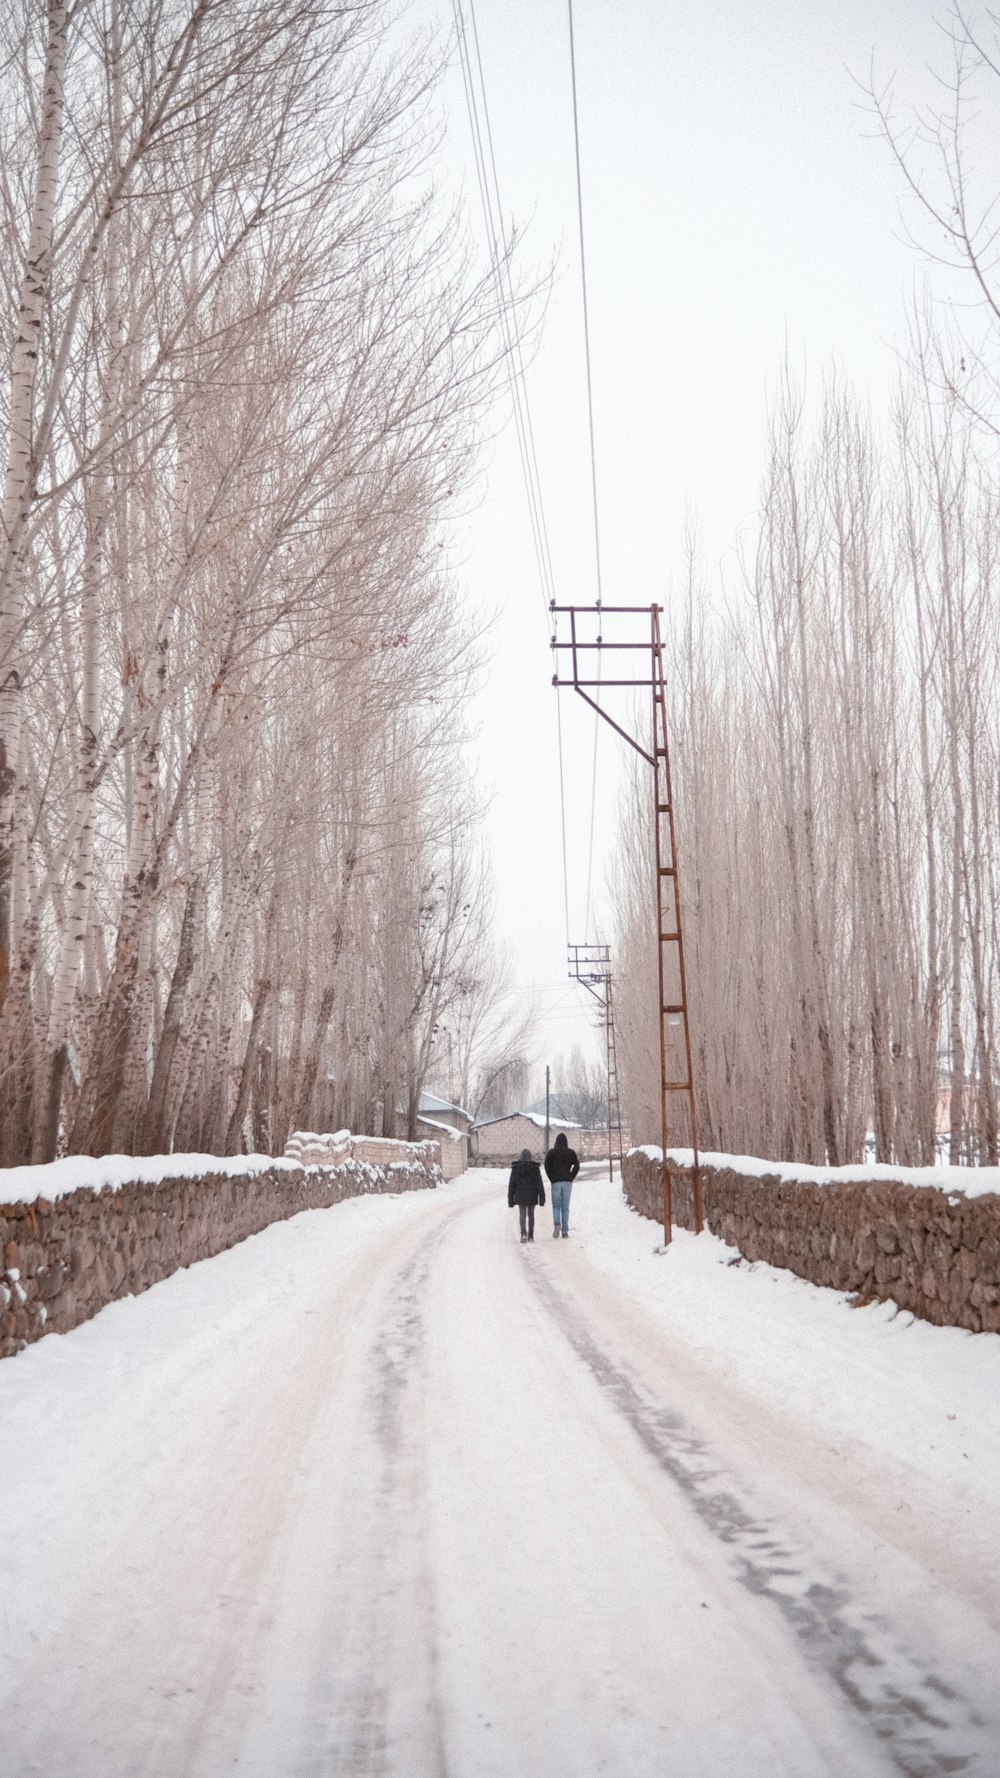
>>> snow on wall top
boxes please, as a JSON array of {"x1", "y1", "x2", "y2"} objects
[
  {"x1": 520, "y1": 1111, "x2": 582, "y2": 1132},
  {"x1": 0, "y1": 1151, "x2": 302, "y2": 1208},
  {"x1": 415, "y1": 1116, "x2": 465, "y2": 1142},
  {"x1": 632, "y1": 1145, "x2": 1000, "y2": 1202}
]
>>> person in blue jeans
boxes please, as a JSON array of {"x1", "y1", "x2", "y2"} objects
[{"x1": 544, "y1": 1131, "x2": 580, "y2": 1237}]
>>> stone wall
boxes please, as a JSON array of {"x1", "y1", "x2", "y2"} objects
[
  {"x1": 575, "y1": 1128, "x2": 632, "y2": 1162},
  {"x1": 1, "y1": 1149, "x2": 439, "y2": 1361},
  {"x1": 622, "y1": 1148, "x2": 1000, "y2": 1333},
  {"x1": 286, "y1": 1127, "x2": 471, "y2": 1180}
]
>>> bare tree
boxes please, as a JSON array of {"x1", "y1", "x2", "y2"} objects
[
  {"x1": 0, "y1": 0, "x2": 522, "y2": 1163},
  {"x1": 864, "y1": 4, "x2": 1000, "y2": 425},
  {"x1": 613, "y1": 363, "x2": 1000, "y2": 1168}
]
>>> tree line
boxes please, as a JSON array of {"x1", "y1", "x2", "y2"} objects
[
  {"x1": 615, "y1": 358, "x2": 1000, "y2": 1164},
  {"x1": 0, "y1": 0, "x2": 515, "y2": 1164},
  {"x1": 615, "y1": 7, "x2": 1000, "y2": 1167}
]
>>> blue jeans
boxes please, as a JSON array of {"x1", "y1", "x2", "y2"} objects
[{"x1": 551, "y1": 1179, "x2": 573, "y2": 1233}]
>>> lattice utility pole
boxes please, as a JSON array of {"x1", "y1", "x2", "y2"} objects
[
  {"x1": 567, "y1": 941, "x2": 625, "y2": 1182},
  {"x1": 553, "y1": 603, "x2": 702, "y2": 1243}
]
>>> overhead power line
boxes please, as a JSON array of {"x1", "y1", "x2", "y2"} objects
[
  {"x1": 453, "y1": 0, "x2": 572, "y2": 945},
  {"x1": 566, "y1": 0, "x2": 604, "y2": 935},
  {"x1": 566, "y1": 0, "x2": 605, "y2": 612},
  {"x1": 452, "y1": 0, "x2": 555, "y2": 628}
]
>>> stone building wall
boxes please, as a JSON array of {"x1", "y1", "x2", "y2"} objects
[
  {"x1": 1, "y1": 1149, "x2": 439, "y2": 1361},
  {"x1": 472, "y1": 1117, "x2": 597, "y2": 1164},
  {"x1": 414, "y1": 1123, "x2": 468, "y2": 1180},
  {"x1": 622, "y1": 1148, "x2": 1000, "y2": 1333},
  {"x1": 472, "y1": 1115, "x2": 546, "y2": 1163}
]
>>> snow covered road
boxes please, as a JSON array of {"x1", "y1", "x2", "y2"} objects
[{"x1": 1, "y1": 1168, "x2": 998, "y2": 1776}]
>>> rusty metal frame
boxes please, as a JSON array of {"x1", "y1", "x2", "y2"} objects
[
  {"x1": 552, "y1": 602, "x2": 702, "y2": 1242},
  {"x1": 567, "y1": 941, "x2": 625, "y2": 1182}
]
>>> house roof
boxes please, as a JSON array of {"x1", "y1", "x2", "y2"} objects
[
  {"x1": 472, "y1": 1110, "x2": 582, "y2": 1133},
  {"x1": 419, "y1": 1090, "x2": 472, "y2": 1122},
  {"x1": 415, "y1": 1114, "x2": 465, "y2": 1142}
]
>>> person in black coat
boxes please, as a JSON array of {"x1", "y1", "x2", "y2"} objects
[
  {"x1": 507, "y1": 1147, "x2": 545, "y2": 1242},
  {"x1": 544, "y1": 1130, "x2": 580, "y2": 1237}
]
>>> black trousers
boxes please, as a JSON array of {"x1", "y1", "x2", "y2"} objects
[{"x1": 518, "y1": 1202, "x2": 535, "y2": 1238}]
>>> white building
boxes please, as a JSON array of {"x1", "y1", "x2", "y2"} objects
[{"x1": 414, "y1": 1092, "x2": 472, "y2": 1179}]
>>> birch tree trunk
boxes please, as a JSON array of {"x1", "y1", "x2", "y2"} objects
[{"x1": 0, "y1": 0, "x2": 70, "y2": 1006}]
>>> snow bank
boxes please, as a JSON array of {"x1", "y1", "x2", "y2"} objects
[{"x1": 567, "y1": 1169, "x2": 1000, "y2": 1505}]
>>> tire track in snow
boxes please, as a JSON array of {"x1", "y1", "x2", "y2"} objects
[
  {"x1": 524, "y1": 1255, "x2": 992, "y2": 1778},
  {"x1": 282, "y1": 1195, "x2": 482, "y2": 1777},
  {"x1": 0, "y1": 1185, "x2": 461, "y2": 1778},
  {"x1": 333, "y1": 1212, "x2": 455, "y2": 1777}
]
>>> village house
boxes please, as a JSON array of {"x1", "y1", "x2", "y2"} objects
[
  {"x1": 414, "y1": 1092, "x2": 472, "y2": 1179},
  {"x1": 471, "y1": 1111, "x2": 619, "y2": 1165}
]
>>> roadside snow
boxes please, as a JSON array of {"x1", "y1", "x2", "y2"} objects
[
  {"x1": 636, "y1": 1143, "x2": 1000, "y2": 1201},
  {"x1": 5, "y1": 1162, "x2": 995, "y2": 1515},
  {"x1": 1, "y1": 1168, "x2": 997, "y2": 1775},
  {"x1": 574, "y1": 1167, "x2": 1000, "y2": 1508}
]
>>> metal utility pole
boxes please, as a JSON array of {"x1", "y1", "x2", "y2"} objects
[
  {"x1": 545, "y1": 1064, "x2": 551, "y2": 1155},
  {"x1": 552, "y1": 601, "x2": 703, "y2": 1244},
  {"x1": 567, "y1": 941, "x2": 625, "y2": 1182}
]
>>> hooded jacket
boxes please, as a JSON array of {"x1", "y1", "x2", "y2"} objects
[
  {"x1": 544, "y1": 1130, "x2": 580, "y2": 1184},
  {"x1": 508, "y1": 1151, "x2": 546, "y2": 1207}
]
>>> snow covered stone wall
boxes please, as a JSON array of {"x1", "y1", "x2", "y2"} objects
[
  {"x1": 284, "y1": 1131, "x2": 444, "y2": 1171},
  {"x1": 0, "y1": 1148, "x2": 440, "y2": 1360},
  {"x1": 623, "y1": 1147, "x2": 1000, "y2": 1333}
]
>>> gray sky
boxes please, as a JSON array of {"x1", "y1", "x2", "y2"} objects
[{"x1": 416, "y1": 0, "x2": 957, "y2": 1080}]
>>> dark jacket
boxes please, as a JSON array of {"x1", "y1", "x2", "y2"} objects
[
  {"x1": 508, "y1": 1157, "x2": 546, "y2": 1207},
  {"x1": 544, "y1": 1132, "x2": 580, "y2": 1184}
]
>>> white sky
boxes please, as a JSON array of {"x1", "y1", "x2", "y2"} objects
[{"x1": 414, "y1": 0, "x2": 958, "y2": 1081}]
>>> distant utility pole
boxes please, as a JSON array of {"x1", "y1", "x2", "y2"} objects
[
  {"x1": 567, "y1": 942, "x2": 625, "y2": 1184},
  {"x1": 545, "y1": 1064, "x2": 551, "y2": 1155}
]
